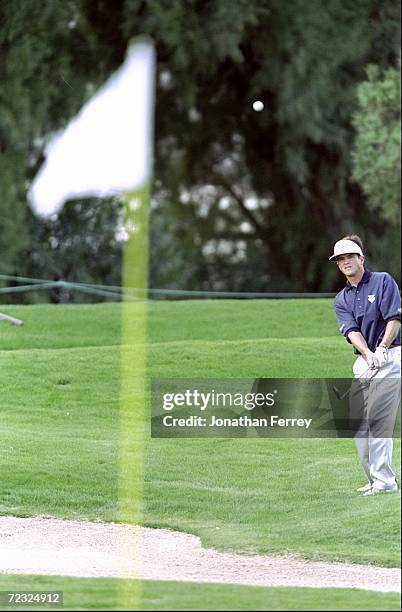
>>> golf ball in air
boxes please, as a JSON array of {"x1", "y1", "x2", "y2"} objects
[{"x1": 252, "y1": 100, "x2": 264, "y2": 112}]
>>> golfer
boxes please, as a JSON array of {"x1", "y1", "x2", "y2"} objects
[{"x1": 330, "y1": 234, "x2": 401, "y2": 496}]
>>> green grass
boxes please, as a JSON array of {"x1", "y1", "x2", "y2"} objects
[
  {"x1": 0, "y1": 300, "x2": 342, "y2": 348},
  {"x1": 0, "y1": 301, "x2": 400, "y2": 575},
  {"x1": 0, "y1": 575, "x2": 399, "y2": 611}
]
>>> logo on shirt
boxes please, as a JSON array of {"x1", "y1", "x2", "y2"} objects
[
  {"x1": 368, "y1": 294, "x2": 376, "y2": 303},
  {"x1": 339, "y1": 323, "x2": 345, "y2": 332}
]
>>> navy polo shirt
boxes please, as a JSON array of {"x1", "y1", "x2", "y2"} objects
[{"x1": 334, "y1": 269, "x2": 401, "y2": 352}]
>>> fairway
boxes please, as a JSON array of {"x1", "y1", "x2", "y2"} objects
[
  {"x1": 0, "y1": 300, "x2": 400, "y2": 609},
  {"x1": 0, "y1": 576, "x2": 400, "y2": 611}
]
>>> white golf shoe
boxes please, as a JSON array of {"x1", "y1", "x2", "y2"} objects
[
  {"x1": 362, "y1": 484, "x2": 398, "y2": 496},
  {"x1": 356, "y1": 483, "x2": 372, "y2": 492}
]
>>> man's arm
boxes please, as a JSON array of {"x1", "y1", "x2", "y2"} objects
[
  {"x1": 347, "y1": 331, "x2": 376, "y2": 368},
  {"x1": 349, "y1": 320, "x2": 401, "y2": 369},
  {"x1": 379, "y1": 319, "x2": 401, "y2": 348}
]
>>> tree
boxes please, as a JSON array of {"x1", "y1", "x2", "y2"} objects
[
  {"x1": 143, "y1": 0, "x2": 401, "y2": 290},
  {"x1": 1, "y1": 0, "x2": 401, "y2": 299},
  {"x1": 352, "y1": 62, "x2": 401, "y2": 225},
  {"x1": 0, "y1": 0, "x2": 122, "y2": 297},
  {"x1": 17, "y1": 198, "x2": 123, "y2": 304}
]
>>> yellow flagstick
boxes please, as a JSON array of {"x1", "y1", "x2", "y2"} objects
[
  {"x1": 26, "y1": 36, "x2": 155, "y2": 610},
  {"x1": 119, "y1": 186, "x2": 150, "y2": 609}
]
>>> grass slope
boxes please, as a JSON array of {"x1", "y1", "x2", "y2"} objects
[
  {"x1": 0, "y1": 575, "x2": 400, "y2": 611},
  {"x1": 0, "y1": 301, "x2": 400, "y2": 570}
]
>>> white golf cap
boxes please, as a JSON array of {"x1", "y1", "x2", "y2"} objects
[{"x1": 329, "y1": 239, "x2": 363, "y2": 261}]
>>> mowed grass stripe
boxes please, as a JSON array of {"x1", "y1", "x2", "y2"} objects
[
  {"x1": 0, "y1": 338, "x2": 354, "y2": 378},
  {"x1": 0, "y1": 576, "x2": 399, "y2": 611},
  {"x1": 0, "y1": 299, "x2": 339, "y2": 351}
]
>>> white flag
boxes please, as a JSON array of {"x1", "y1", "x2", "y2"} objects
[{"x1": 29, "y1": 40, "x2": 155, "y2": 218}]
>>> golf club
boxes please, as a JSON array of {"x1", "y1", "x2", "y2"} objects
[{"x1": 332, "y1": 366, "x2": 379, "y2": 401}]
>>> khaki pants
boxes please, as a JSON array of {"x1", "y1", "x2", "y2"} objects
[{"x1": 352, "y1": 346, "x2": 401, "y2": 490}]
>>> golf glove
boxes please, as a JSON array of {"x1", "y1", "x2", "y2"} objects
[{"x1": 373, "y1": 345, "x2": 388, "y2": 368}]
